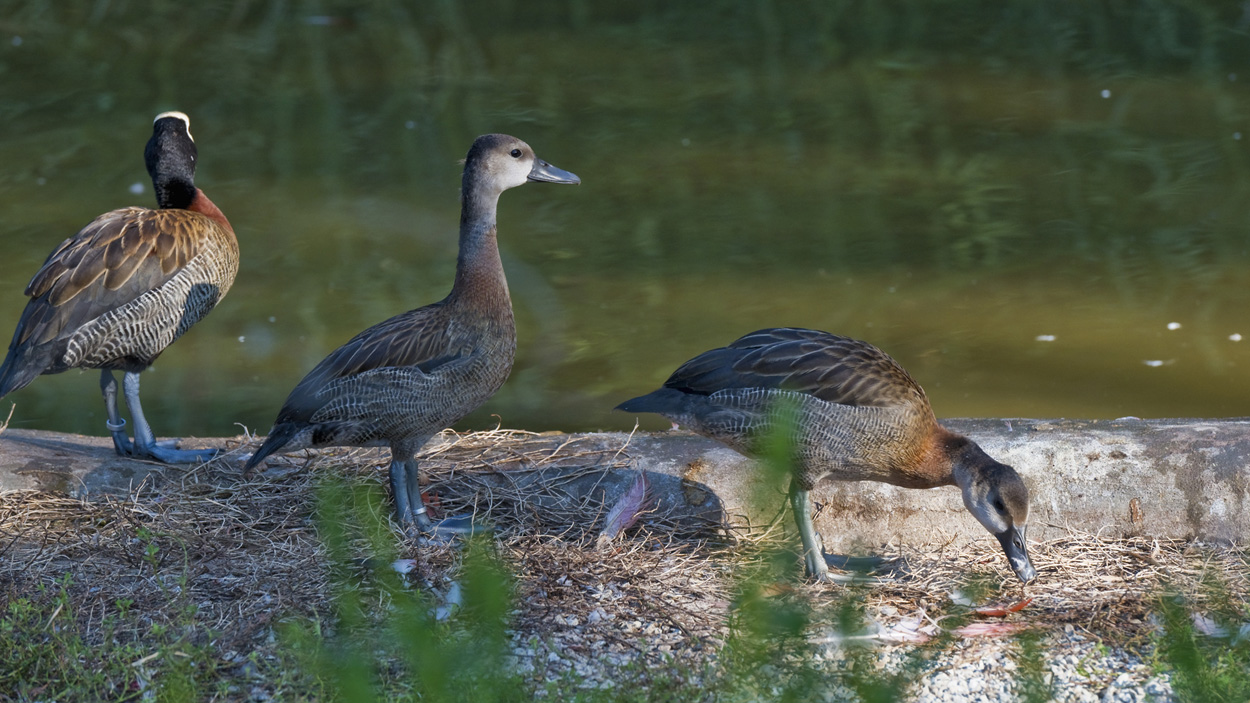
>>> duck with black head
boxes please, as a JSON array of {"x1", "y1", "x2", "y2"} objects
[
  {"x1": 0, "y1": 111, "x2": 238, "y2": 463},
  {"x1": 244, "y1": 134, "x2": 579, "y2": 538},
  {"x1": 617, "y1": 327, "x2": 1037, "y2": 584}
]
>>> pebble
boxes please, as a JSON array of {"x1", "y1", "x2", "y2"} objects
[
  {"x1": 504, "y1": 610, "x2": 1174, "y2": 702},
  {"x1": 889, "y1": 631, "x2": 1174, "y2": 703}
]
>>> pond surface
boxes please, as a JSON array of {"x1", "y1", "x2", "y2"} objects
[{"x1": 1, "y1": 2, "x2": 1249, "y2": 440}]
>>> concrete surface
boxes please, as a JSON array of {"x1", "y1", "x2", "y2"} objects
[
  {"x1": 609, "y1": 418, "x2": 1250, "y2": 548},
  {"x1": 0, "y1": 418, "x2": 1246, "y2": 547},
  {"x1": 0, "y1": 428, "x2": 227, "y2": 494}
]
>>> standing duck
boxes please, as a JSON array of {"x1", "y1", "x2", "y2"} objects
[
  {"x1": 617, "y1": 327, "x2": 1036, "y2": 583},
  {"x1": 244, "y1": 134, "x2": 579, "y2": 535},
  {"x1": 0, "y1": 112, "x2": 237, "y2": 463}
]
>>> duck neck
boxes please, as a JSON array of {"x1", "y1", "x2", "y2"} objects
[
  {"x1": 450, "y1": 176, "x2": 510, "y2": 310},
  {"x1": 946, "y1": 432, "x2": 990, "y2": 493},
  {"x1": 187, "y1": 188, "x2": 232, "y2": 230},
  {"x1": 914, "y1": 425, "x2": 968, "y2": 489},
  {"x1": 154, "y1": 174, "x2": 198, "y2": 211}
]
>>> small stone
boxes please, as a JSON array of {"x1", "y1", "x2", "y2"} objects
[{"x1": 1072, "y1": 689, "x2": 1099, "y2": 703}]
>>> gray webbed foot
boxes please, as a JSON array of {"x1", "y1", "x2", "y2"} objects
[
  {"x1": 103, "y1": 370, "x2": 216, "y2": 463},
  {"x1": 134, "y1": 442, "x2": 220, "y2": 464},
  {"x1": 427, "y1": 512, "x2": 490, "y2": 540},
  {"x1": 104, "y1": 418, "x2": 217, "y2": 464},
  {"x1": 818, "y1": 552, "x2": 891, "y2": 584},
  {"x1": 823, "y1": 553, "x2": 889, "y2": 572},
  {"x1": 404, "y1": 506, "x2": 489, "y2": 543}
]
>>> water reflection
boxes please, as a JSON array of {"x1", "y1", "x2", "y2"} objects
[{"x1": 1, "y1": 1, "x2": 1248, "y2": 440}]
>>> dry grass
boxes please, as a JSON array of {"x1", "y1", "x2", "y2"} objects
[{"x1": 0, "y1": 428, "x2": 1246, "y2": 680}]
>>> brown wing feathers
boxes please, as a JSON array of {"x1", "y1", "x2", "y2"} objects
[
  {"x1": 275, "y1": 303, "x2": 469, "y2": 423},
  {"x1": 664, "y1": 327, "x2": 926, "y2": 409},
  {"x1": 32, "y1": 211, "x2": 199, "y2": 299},
  {"x1": 17, "y1": 209, "x2": 208, "y2": 348}
]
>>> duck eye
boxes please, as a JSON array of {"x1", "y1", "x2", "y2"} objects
[
  {"x1": 509, "y1": 148, "x2": 522, "y2": 158},
  {"x1": 993, "y1": 499, "x2": 1007, "y2": 513}
]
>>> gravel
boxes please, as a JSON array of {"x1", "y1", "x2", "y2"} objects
[
  {"x1": 494, "y1": 552, "x2": 1181, "y2": 702},
  {"x1": 503, "y1": 620, "x2": 1175, "y2": 701}
]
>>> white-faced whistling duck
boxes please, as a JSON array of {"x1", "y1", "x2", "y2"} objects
[
  {"x1": 243, "y1": 134, "x2": 579, "y2": 537},
  {"x1": 617, "y1": 327, "x2": 1036, "y2": 584}
]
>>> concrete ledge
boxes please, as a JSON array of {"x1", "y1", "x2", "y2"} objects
[
  {"x1": 612, "y1": 418, "x2": 1250, "y2": 548},
  {"x1": 0, "y1": 428, "x2": 228, "y2": 494},
  {"x1": 1, "y1": 418, "x2": 1246, "y2": 546}
]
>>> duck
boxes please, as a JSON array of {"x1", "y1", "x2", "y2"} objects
[
  {"x1": 243, "y1": 134, "x2": 579, "y2": 536},
  {"x1": 616, "y1": 327, "x2": 1036, "y2": 583},
  {"x1": 0, "y1": 112, "x2": 238, "y2": 463}
]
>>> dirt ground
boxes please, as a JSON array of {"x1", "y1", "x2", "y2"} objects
[{"x1": 1, "y1": 429, "x2": 1246, "y2": 698}]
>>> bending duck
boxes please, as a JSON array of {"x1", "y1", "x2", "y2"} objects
[
  {"x1": 244, "y1": 134, "x2": 579, "y2": 535},
  {"x1": 617, "y1": 327, "x2": 1036, "y2": 583},
  {"x1": 0, "y1": 112, "x2": 237, "y2": 463}
]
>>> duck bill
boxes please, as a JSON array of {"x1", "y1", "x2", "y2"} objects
[
  {"x1": 528, "y1": 159, "x2": 580, "y2": 185},
  {"x1": 995, "y1": 524, "x2": 1037, "y2": 584}
]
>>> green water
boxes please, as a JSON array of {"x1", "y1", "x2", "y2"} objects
[{"x1": 1, "y1": 1, "x2": 1249, "y2": 441}]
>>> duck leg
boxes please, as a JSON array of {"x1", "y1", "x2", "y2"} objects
[
  {"x1": 405, "y1": 459, "x2": 480, "y2": 537},
  {"x1": 789, "y1": 479, "x2": 832, "y2": 581},
  {"x1": 789, "y1": 479, "x2": 887, "y2": 581},
  {"x1": 391, "y1": 455, "x2": 482, "y2": 539},
  {"x1": 100, "y1": 370, "x2": 133, "y2": 455},
  {"x1": 120, "y1": 371, "x2": 218, "y2": 463},
  {"x1": 390, "y1": 458, "x2": 418, "y2": 528}
]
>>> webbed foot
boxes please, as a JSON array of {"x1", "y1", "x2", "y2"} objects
[
  {"x1": 135, "y1": 442, "x2": 220, "y2": 464},
  {"x1": 405, "y1": 506, "x2": 490, "y2": 542},
  {"x1": 809, "y1": 552, "x2": 890, "y2": 584},
  {"x1": 105, "y1": 418, "x2": 218, "y2": 463}
]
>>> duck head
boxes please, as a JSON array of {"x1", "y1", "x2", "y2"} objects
[
  {"x1": 145, "y1": 111, "x2": 198, "y2": 210},
  {"x1": 463, "y1": 134, "x2": 579, "y2": 195},
  {"x1": 951, "y1": 439, "x2": 1037, "y2": 584}
]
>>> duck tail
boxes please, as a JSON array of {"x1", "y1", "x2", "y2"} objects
[
  {"x1": 0, "y1": 347, "x2": 46, "y2": 399},
  {"x1": 614, "y1": 387, "x2": 690, "y2": 417},
  {"x1": 242, "y1": 424, "x2": 298, "y2": 477}
]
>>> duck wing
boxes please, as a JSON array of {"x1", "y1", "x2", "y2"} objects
[
  {"x1": 12, "y1": 207, "x2": 227, "y2": 350},
  {"x1": 274, "y1": 303, "x2": 469, "y2": 423},
  {"x1": 663, "y1": 327, "x2": 926, "y2": 409}
]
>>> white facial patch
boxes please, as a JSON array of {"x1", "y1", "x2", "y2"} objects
[
  {"x1": 962, "y1": 484, "x2": 1011, "y2": 535},
  {"x1": 500, "y1": 148, "x2": 534, "y2": 190}
]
